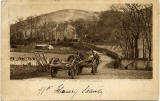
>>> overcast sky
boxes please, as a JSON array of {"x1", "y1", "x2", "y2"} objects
[{"x1": 9, "y1": 1, "x2": 113, "y2": 24}]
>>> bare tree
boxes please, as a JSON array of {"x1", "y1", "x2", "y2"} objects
[
  {"x1": 10, "y1": 17, "x2": 29, "y2": 45},
  {"x1": 112, "y1": 4, "x2": 152, "y2": 59}
]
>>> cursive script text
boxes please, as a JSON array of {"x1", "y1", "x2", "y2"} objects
[{"x1": 55, "y1": 84, "x2": 78, "y2": 99}]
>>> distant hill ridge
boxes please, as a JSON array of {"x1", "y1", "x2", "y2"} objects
[{"x1": 39, "y1": 9, "x2": 100, "y2": 23}]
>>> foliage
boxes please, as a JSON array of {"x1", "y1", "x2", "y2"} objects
[
  {"x1": 110, "y1": 4, "x2": 152, "y2": 60},
  {"x1": 10, "y1": 65, "x2": 38, "y2": 79}
]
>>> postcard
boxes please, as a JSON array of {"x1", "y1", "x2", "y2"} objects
[{"x1": 1, "y1": 0, "x2": 159, "y2": 100}]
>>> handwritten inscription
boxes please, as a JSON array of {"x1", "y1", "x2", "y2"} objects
[
  {"x1": 37, "y1": 85, "x2": 53, "y2": 95},
  {"x1": 82, "y1": 85, "x2": 102, "y2": 94},
  {"x1": 37, "y1": 84, "x2": 103, "y2": 99},
  {"x1": 55, "y1": 84, "x2": 78, "y2": 99}
]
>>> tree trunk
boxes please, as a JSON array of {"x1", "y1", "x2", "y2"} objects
[
  {"x1": 143, "y1": 39, "x2": 145, "y2": 58},
  {"x1": 149, "y1": 43, "x2": 152, "y2": 60},
  {"x1": 135, "y1": 38, "x2": 139, "y2": 58},
  {"x1": 30, "y1": 19, "x2": 32, "y2": 40},
  {"x1": 130, "y1": 39, "x2": 134, "y2": 58}
]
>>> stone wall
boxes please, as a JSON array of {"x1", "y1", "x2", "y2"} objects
[{"x1": 120, "y1": 59, "x2": 152, "y2": 70}]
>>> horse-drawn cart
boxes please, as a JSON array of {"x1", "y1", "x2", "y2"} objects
[
  {"x1": 67, "y1": 50, "x2": 100, "y2": 75},
  {"x1": 34, "y1": 52, "x2": 78, "y2": 79},
  {"x1": 34, "y1": 50, "x2": 100, "y2": 79},
  {"x1": 50, "y1": 59, "x2": 78, "y2": 79}
]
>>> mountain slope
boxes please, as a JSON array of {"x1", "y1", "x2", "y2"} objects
[{"x1": 39, "y1": 9, "x2": 100, "y2": 23}]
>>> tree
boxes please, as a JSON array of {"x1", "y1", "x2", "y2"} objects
[
  {"x1": 111, "y1": 4, "x2": 152, "y2": 59},
  {"x1": 97, "y1": 10, "x2": 121, "y2": 43},
  {"x1": 10, "y1": 17, "x2": 28, "y2": 45},
  {"x1": 71, "y1": 19, "x2": 88, "y2": 41},
  {"x1": 71, "y1": 19, "x2": 99, "y2": 42}
]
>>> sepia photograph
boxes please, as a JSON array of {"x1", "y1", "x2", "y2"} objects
[
  {"x1": 10, "y1": 2, "x2": 153, "y2": 80},
  {"x1": 1, "y1": 0, "x2": 159, "y2": 100}
]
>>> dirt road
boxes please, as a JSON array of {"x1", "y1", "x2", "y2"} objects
[{"x1": 22, "y1": 51, "x2": 152, "y2": 80}]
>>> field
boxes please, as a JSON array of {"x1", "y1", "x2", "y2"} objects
[
  {"x1": 10, "y1": 52, "x2": 73, "y2": 79},
  {"x1": 10, "y1": 45, "x2": 75, "y2": 54}
]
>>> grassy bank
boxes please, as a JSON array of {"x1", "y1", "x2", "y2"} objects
[{"x1": 10, "y1": 65, "x2": 39, "y2": 79}]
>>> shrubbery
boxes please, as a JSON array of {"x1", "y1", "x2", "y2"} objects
[{"x1": 10, "y1": 65, "x2": 38, "y2": 79}]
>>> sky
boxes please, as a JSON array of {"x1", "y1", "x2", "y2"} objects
[{"x1": 8, "y1": 1, "x2": 113, "y2": 24}]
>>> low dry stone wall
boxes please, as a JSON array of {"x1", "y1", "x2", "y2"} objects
[{"x1": 120, "y1": 59, "x2": 152, "y2": 70}]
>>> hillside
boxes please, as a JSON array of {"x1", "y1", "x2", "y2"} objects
[
  {"x1": 10, "y1": 9, "x2": 101, "y2": 43},
  {"x1": 40, "y1": 9, "x2": 100, "y2": 23},
  {"x1": 11, "y1": 9, "x2": 100, "y2": 30}
]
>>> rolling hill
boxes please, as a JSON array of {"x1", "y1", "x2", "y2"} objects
[
  {"x1": 10, "y1": 9, "x2": 101, "y2": 41},
  {"x1": 11, "y1": 9, "x2": 101, "y2": 29},
  {"x1": 40, "y1": 9, "x2": 100, "y2": 23}
]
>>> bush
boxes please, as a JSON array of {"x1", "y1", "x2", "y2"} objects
[
  {"x1": 146, "y1": 61, "x2": 152, "y2": 71},
  {"x1": 52, "y1": 41, "x2": 73, "y2": 47},
  {"x1": 114, "y1": 59, "x2": 121, "y2": 68},
  {"x1": 10, "y1": 65, "x2": 38, "y2": 79}
]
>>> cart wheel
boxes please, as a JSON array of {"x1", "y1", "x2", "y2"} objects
[{"x1": 51, "y1": 69, "x2": 58, "y2": 78}]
